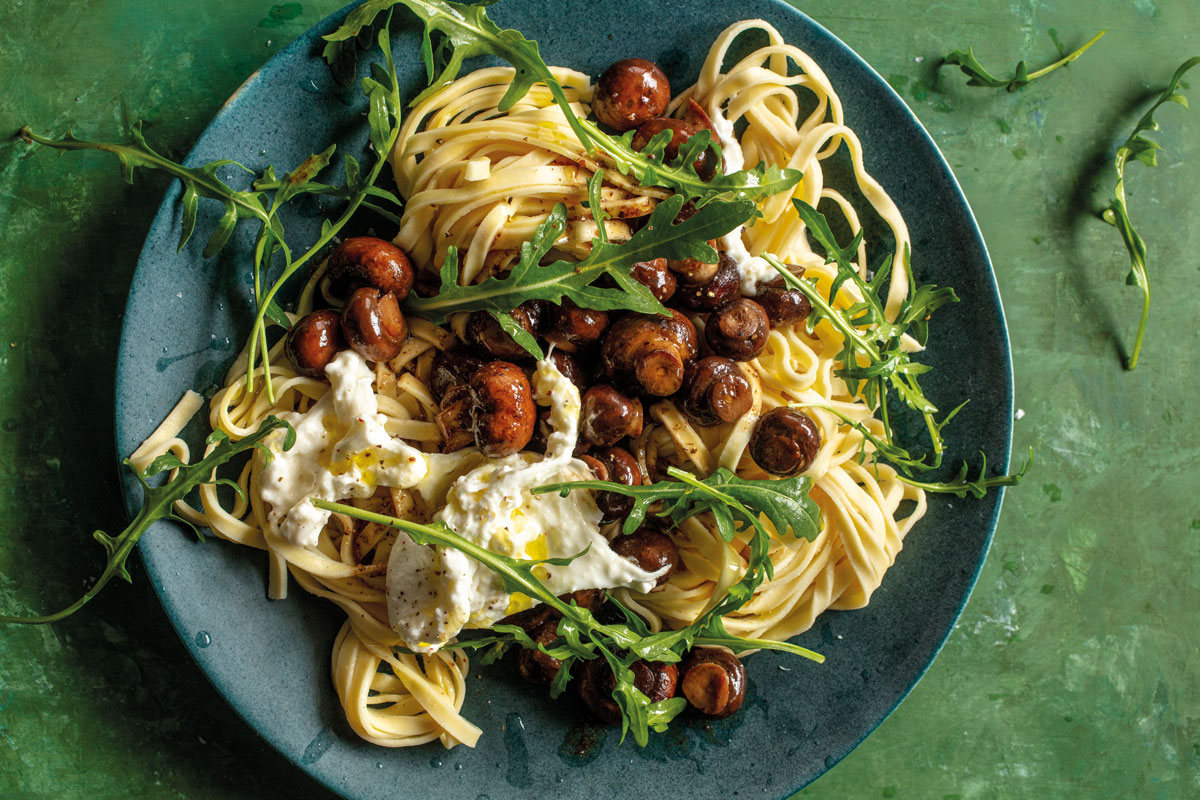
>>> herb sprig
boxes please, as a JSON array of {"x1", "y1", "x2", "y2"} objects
[
  {"x1": 1102, "y1": 56, "x2": 1200, "y2": 370},
  {"x1": 0, "y1": 417, "x2": 294, "y2": 624},
  {"x1": 315, "y1": 464, "x2": 824, "y2": 746},
  {"x1": 943, "y1": 30, "x2": 1106, "y2": 91},
  {"x1": 322, "y1": 0, "x2": 802, "y2": 205}
]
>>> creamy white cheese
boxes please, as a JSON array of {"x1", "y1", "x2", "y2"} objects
[
  {"x1": 710, "y1": 108, "x2": 778, "y2": 296},
  {"x1": 260, "y1": 350, "x2": 428, "y2": 547},
  {"x1": 385, "y1": 358, "x2": 662, "y2": 654}
]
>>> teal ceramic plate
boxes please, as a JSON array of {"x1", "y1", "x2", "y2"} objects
[{"x1": 115, "y1": 1, "x2": 1013, "y2": 797}]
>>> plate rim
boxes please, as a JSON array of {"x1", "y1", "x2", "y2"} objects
[{"x1": 112, "y1": 1, "x2": 1014, "y2": 797}]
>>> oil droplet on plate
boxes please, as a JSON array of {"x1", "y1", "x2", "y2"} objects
[{"x1": 194, "y1": 631, "x2": 211, "y2": 648}]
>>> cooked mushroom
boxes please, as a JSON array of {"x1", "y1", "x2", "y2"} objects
[
  {"x1": 467, "y1": 300, "x2": 548, "y2": 360},
  {"x1": 517, "y1": 617, "x2": 563, "y2": 685},
  {"x1": 749, "y1": 407, "x2": 822, "y2": 476},
  {"x1": 681, "y1": 357, "x2": 753, "y2": 426},
  {"x1": 285, "y1": 309, "x2": 345, "y2": 377},
  {"x1": 601, "y1": 310, "x2": 698, "y2": 396},
  {"x1": 674, "y1": 253, "x2": 740, "y2": 311},
  {"x1": 665, "y1": 247, "x2": 721, "y2": 287},
  {"x1": 578, "y1": 658, "x2": 678, "y2": 724},
  {"x1": 705, "y1": 298, "x2": 770, "y2": 361},
  {"x1": 327, "y1": 237, "x2": 415, "y2": 300},
  {"x1": 680, "y1": 648, "x2": 746, "y2": 718},
  {"x1": 592, "y1": 58, "x2": 670, "y2": 132},
  {"x1": 429, "y1": 346, "x2": 488, "y2": 401},
  {"x1": 612, "y1": 524, "x2": 679, "y2": 586},
  {"x1": 755, "y1": 268, "x2": 812, "y2": 327},
  {"x1": 580, "y1": 385, "x2": 643, "y2": 447},
  {"x1": 435, "y1": 383, "x2": 476, "y2": 453},
  {"x1": 585, "y1": 446, "x2": 644, "y2": 524},
  {"x1": 548, "y1": 350, "x2": 588, "y2": 391},
  {"x1": 545, "y1": 299, "x2": 609, "y2": 354},
  {"x1": 468, "y1": 361, "x2": 537, "y2": 457},
  {"x1": 341, "y1": 287, "x2": 407, "y2": 362},
  {"x1": 630, "y1": 257, "x2": 677, "y2": 302}
]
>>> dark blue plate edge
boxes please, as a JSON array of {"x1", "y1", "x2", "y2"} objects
[{"x1": 107, "y1": 2, "x2": 1017, "y2": 798}]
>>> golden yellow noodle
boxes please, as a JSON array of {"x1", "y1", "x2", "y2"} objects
[{"x1": 146, "y1": 19, "x2": 928, "y2": 749}]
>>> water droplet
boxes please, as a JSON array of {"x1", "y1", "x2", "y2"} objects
[
  {"x1": 453, "y1": 763, "x2": 463, "y2": 771},
  {"x1": 824, "y1": 755, "x2": 837, "y2": 768},
  {"x1": 429, "y1": 757, "x2": 442, "y2": 768},
  {"x1": 376, "y1": 762, "x2": 383, "y2": 769},
  {"x1": 194, "y1": 631, "x2": 211, "y2": 648},
  {"x1": 475, "y1": 795, "x2": 490, "y2": 800}
]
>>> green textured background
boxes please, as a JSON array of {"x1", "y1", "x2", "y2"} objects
[{"x1": 1, "y1": 0, "x2": 1198, "y2": 798}]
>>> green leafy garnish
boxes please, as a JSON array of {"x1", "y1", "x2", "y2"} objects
[
  {"x1": 314, "y1": 464, "x2": 823, "y2": 746},
  {"x1": 536, "y1": 465, "x2": 821, "y2": 644},
  {"x1": 897, "y1": 448, "x2": 1034, "y2": 499},
  {"x1": 322, "y1": 0, "x2": 802, "y2": 205},
  {"x1": 0, "y1": 417, "x2": 294, "y2": 625},
  {"x1": 1101, "y1": 56, "x2": 1200, "y2": 370},
  {"x1": 943, "y1": 30, "x2": 1106, "y2": 91},
  {"x1": 767, "y1": 201, "x2": 959, "y2": 467},
  {"x1": 405, "y1": 178, "x2": 756, "y2": 358},
  {"x1": 762, "y1": 201, "x2": 1026, "y2": 495},
  {"x1": 16, "y1": 19, "x2": 407, "y2": 404}
]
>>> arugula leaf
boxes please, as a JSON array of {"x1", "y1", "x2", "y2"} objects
[
  {"x1": 1101, "y1": 56, "x2": 1200, "y2": 370},
  {"x1": 943, "y1": 30, "x2": 1106, "y2": 92},
  {"x1": 404, "y1": 188, "x2": 757, "y2": 356},
  {"x1": 312, "y1": 493, "x2": 822, "y2": 746},
  {"x1": 536, "y1": 465, "x2": 824, "y2": 657},
  {"x1": 0, "y1": 417, "x2": 294, "y2": 625},
  {"x1": 322, "y1": 0, "x2": 802, "y2": 204},
  {"x1": 899, "y1": 448, "x2": 1034, "y2": 499},
  {"x1": 761, "y1": 201, "x2": 1026, "y2": 495},
  {"x1": 18, "y1": 124, "x2": 272, "y2": 258}
]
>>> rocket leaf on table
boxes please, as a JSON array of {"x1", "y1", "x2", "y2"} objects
[{"x1": 0, "y1": 417, "x2": 295, "y2": 625}]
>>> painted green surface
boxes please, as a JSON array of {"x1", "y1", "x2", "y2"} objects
[{"x1": 0, "y1": 0, "x2": 1197, "y2": 797}]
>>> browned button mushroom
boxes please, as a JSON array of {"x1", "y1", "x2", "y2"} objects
[
  {"x1": 468, "y1": 361, "x2": 537, "y2": 457},
  {"x1": 612, "y1": 525, "x2": 679, "y2": 586},
  {"x1": 588, "y1": 446, "x2": 644, "y2": 524},
  {"x1": 706, "y1": 298, "x2": 770, "y2": 361},
  {"x1": 467, "y1": 300, "x2": 548, "y2": 360},
  {"x1": 749, "y1": 407, "x2": 822, "y2": 476},
  {"x1": 755, "y1": 267, "x2": 811, "y2": 327},
  {"x1": 327, "y1": 237, "x2": 415, "y2": 300},
  {"x1": 578, "y1": 658, "x2": 679, "y2": 724},
  {"x1": 341, "y1": 287, "x2": 407, "y2": 363},
  {"x1": 429, "y1": 346, "x2": 488, "y2": 401},
  {"x1": 285, "y1": 309, "x2": 345, "y2": 377},
  {"x1": 681, "y1": 99, "x2": 715, "y2": 135},
  {"x1": 682, "y1": 357, "x2": 753, "y2": 426},
  {"x1": 666, "y1": 244, "x2": 721, "y2": 287},
  {"x1": 435, "y1": 384, "x2": 476, "y2": 453},
  {"x1": 675, "y1": 253, "x2": 741, "y2": 311},
  {"x1": 630, "y1": 257, "x2": 677, "y2": 302},
  {"x1": 631, "y1": 117, "x2": 713, "y2": 177},
  {"x1": 601, "y1": 310, "x2": 698, "y2": 397},
  {"x1": 517, "y1": 617, "x2": 563, "y2": 685},
  {"x1": 580, "y1": 385, "x2": 644, "y2": 447},
  {"x1": 548, "y1": 350, "x2": 588, "y2": 391},
  {"x1": 680, "y1": 648, "x2": 746, "y2": 718},
  {"x1": 545, "y1": 299, "x2": 609, "y2": 354},
  {"x1": 592, "y1": 58, "x2": 670, "y2": 132}
]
